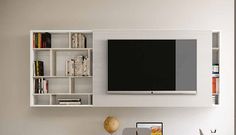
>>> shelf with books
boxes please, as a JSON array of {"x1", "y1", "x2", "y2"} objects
[
  {"x1": 212, "y1": 32, "x2": 220, "y2": 106},
  {"x1": 50, "y1": 94, "x2": 92, "y2": 106},
  {"x1": 30, "y1": 30, "x2": 93, "y2": 107}
]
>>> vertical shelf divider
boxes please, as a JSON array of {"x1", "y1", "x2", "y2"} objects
[
  {"x1": 69, "y1": 77, "x2": 74, "y2": 93},
  {"x1": 69, "y1": 32, "x2": 72, "y2": 48},
  {"x1": 50, "y1": 50, "x2": 56, "y2": 76}
]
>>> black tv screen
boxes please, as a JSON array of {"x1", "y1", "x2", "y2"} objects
[{"x1": 108, "y1": 39, "x2": 197, "y2": 94}]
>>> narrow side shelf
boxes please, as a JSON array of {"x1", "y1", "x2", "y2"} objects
[{"x1": 212, "y1": 32, "x2": 220, "y2": 106}]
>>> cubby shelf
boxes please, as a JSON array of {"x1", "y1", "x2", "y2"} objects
[{"x1": 30, "y1": 30, "x2": 93, "y2": 107}]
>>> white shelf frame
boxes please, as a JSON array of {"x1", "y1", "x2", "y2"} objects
[{"x1": 30, "y1": 30, "x2": 93, "y2": 107}]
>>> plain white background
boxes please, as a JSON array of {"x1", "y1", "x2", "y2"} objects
[{"x1": 0, "y1": 0, "x2": 234, "y2": 135}]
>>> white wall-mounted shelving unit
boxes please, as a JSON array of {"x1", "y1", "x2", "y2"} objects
[
  {"x1": 30, "y1": 30, "x2": 216, "y2": 107},
  {"x1": 30, "y1": 30, "x2": 93, "y2": 107}
]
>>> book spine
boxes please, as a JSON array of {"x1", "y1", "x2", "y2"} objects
[
  {"x1": 216, "y1": 77, "x2": 219, "y2": 94},
  {"x1": 33, "y1": 62, "x2": 35, "y2": 76},
  {"x1": 35, "y1": 33, "x2": 38, "y2": 48},
  {"x1": 212, "y1": 77, "x2": 216, "y2": 94},
  {"x1": 45, "y1": 32, "x2": 51, "y2": 48},
  {"x1": 83, "y1": 56, "x2": 89, "y2": 76},
  {"x1": 34, "y1": 79, "x2": 38, "y2": 93},
  {"x1": 75, "y1": 56, "x2": 83, "y2": 76},
  {"x1": 78, "y1": 33, "x2": 82, "y2": 48},
  {"x1": 71, "y1": 33, "x2": 76, "y2": 48},
  {"x1": 43, "y1": 79, "x2": 48, "y2": 93},
  {"x1": 36, "y1": 61, "x2": 39, "y2": 76},
  {"x1": 33, "y1": 33, "x2": 35, "y2": 48},
  {"x1": 75, "y1": 33, "x2": 78, "y2": 48},
  {"x1": 38, "y1": 79, "x2": 41, "y2": 93},
  {"x1": 81, "y1": 34, "x2": 85, "y2": 48},
  {"x1": 212, "y1": 64, "x2": 219, "y2": 74},
  {"x1": 84, "y1": 36, "x2": 87, "y2": 48},
  {"x1": 40, "y1": 61, "x2": 44, "y2": 76},
  {"x1": 65, "y1": 60, "x2": 69, "y2": 76},
  {"x1": 38, "y1": 33, "x2": 41, "y2": 48},
  {"x1": 67, "y1": 59, "x2": 75, "y2": 76}
]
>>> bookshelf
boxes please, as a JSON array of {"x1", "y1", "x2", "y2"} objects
[
  {"x1": 30, "y1": 30, "x2": 93, "y2": 107},
  {"x1": 212, "y1": 32, "x2": 220, "y2": 105}
]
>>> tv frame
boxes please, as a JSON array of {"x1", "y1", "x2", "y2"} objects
[{"x1": 107, "y1": 39, "x2": 197, "y2": 95}]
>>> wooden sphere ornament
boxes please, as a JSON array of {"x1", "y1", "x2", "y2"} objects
[{"x1": 104, "y1": 116, "x2": 120, "y2": 134}]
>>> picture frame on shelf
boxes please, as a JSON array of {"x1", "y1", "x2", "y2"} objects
[{"x1": 136, "y1": 122, "x2": 163, "y2": 135}]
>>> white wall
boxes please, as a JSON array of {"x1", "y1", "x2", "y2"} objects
[{"x1": 0, "y1": 0, "x2": 234, "y2": 135}]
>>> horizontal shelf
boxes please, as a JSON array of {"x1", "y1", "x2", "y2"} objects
[
  {"x1": 31, "y1": 105, "x2": 93, "y2": 107},
  {"x1": 212, "y1": 93, "x2": 219, "y2": 96},
  {"x1": 33, "y1": 93, "x2": 93, "y2": 96},
  {"x1": 212, "y1": 47, "x2": 219, "y2": 50},
  {"x1": 33, "y1": 76, "x2": 92, "y2": 78},
  {"x1": 31, "y1": 30, "x2": 93, "y2": 34},
  {"x1": 33, "y1": 48, "x2": 93, "y2": 51}
]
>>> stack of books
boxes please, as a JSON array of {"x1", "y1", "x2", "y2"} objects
[
  {"x1": 34, "y1": 60, "x2": 44, "y2": 76},
  {"x1": 71, "y1": 33, "x2": 86, "y2": 48},
  {"x1": 65, "y1": 56, "x2": 90, "y2": 76},
  {"x1": 33, "y1": 32, "x2": 51, "y2": 48},
  {"x1": 33, "y1": 60, "x2": 49, "y2": 94},
  {"x1": 212, "y1": 64, "x2": 219, "y2": 104},
  {"x1": 58, "y1": 98, "x2": 82, "y2": 105},
  {"x1": 34, "y1": 78, "x2": 48, "y2": 94}
]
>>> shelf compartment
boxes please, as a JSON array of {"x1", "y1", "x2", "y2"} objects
[
  {"x1": 46, "y1": 78, "x2": 69, "y2": 93},
  {"x1": 33, "y1": 51, "x2": 50, "y2": 76},
  {"x1": 33, "y1": 95, "x2": 50, "y2": 105},
  {"x1": 212, "y1": 51, "x2": 219, "y2": 64},
  {"x1": 55, "y1": 51, "x2": 89, "y2": 76},
  {"x1": 212, "y1": 32, "x2": 220, "y2": 48},
  {"x1": 73, "y1": 77, "x2": 93, "y2": 93},
  {"x1": 84, "y1": 33, "x2": 93, "y2": 48},
  {"x1": 50, "y1": 94, "x2": 93, "y2": 105},
  {"x1": 51, "y1": 33, "x2": 69, "y2": 48}
]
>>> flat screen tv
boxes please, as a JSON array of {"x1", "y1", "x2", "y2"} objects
[{"x1": 108, "y1": 39, "x2": 197, "y2": 94}]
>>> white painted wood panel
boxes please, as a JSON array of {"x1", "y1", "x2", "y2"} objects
[{"x1": 93, "y1": 30, "x2": 212, "y2": 107}]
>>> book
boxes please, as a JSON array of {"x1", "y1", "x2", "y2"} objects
[
  {"x1": 33, "y1": 32, "x2": 51, "y2": 48},
  {"x1": 34, "y1": 61, "x2": 44, "y2": 76},
  {"x1": 65, "y1": 59, "x2": 75, "y2": 76},
  {"x1": 38, "y1": 33, "x2": 42, "y2": 48},
  {"x1": 45, "y1": 32, "x2": 51, "y2": 48},
  {"x1": 71, "y1": 33, "x2": 86, "y2": 48},
  {"x1": 35, "y1": 33, "x2": 38, "y2": 48},
  {"x1": 43, "y1": 79, "x2": 48, "y2": 93},
  {"x1": 212, "y1": 77, "x2": 219, "y2": 95},
  {"x1": 74, "y1": 56, "x2": 84, "y2": 76},
  {"x1": 58, "y1": 98, "x2": 82, "y2": 105},
  {"x1": 33, "y1": 33, "x2": 35, "y2": 48},
  {"x1": 83, "y1": 56, "x2": 90, "y2": 76},
  {"x1": 59, "y1": 102, "x2": 82, "y2": 105},
  {"x1": 34, "y1": 79, "x2": 39, "y2": 93}
]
